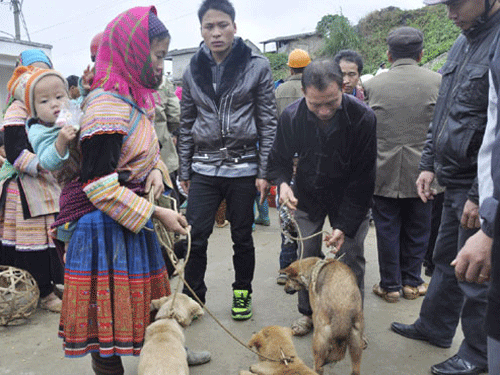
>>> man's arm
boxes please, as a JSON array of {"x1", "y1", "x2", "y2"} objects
[
  {"x1": 253, "y1": 59, "x2": 278, "y2": 180},
  {"x1": 453, "y1": 70, "x2": 498, "y2": 282},
  {"x1": 178, "y1": 73, "x2": 197, "y2": 183}
]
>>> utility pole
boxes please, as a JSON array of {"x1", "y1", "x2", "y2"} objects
[{"x1": 12, "y1": 0, "x2": 21, "y2": 40}]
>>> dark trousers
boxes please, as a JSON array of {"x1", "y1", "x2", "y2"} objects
[
  {"x1": 414, "y1": 188, "x2": 488, "y2": 368},
  {"x1": 182, "y1": 173, "x2": 256, "y2": 304},
  {"x1": 372, "y1": 195, "x2": 432, "y2": 292},
  {"x1": 1, "y1": 245, "x2": 64, "y2": 298},
  {"x1": 424, "y1": 192, "x2": 445, "y2": 273},
  {"x1": 295, "y1": 208, "x2": 369, "y2": 316}
]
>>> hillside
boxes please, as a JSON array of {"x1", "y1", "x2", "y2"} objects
[
  {"x1": 356, "y1": 5, "x2": 460, "y2": 74},
  {"x1": 266, "y1": 5, "x2": 461, "y2": 80}
]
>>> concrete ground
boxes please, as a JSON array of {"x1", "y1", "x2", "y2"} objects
[{"x1": 0, "y1": 210, "x2": 468, "y2": 375}]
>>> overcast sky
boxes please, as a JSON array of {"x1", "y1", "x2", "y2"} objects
[{"x1": 1, "y1": 0, "x2": 425, "y2": 77}]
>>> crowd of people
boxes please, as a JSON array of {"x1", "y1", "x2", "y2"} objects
[{"x1": 1, "y1": 0, "x2": 500, "y2": 374}]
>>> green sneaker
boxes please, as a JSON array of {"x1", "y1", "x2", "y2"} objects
[{"x1": 231, "y1": 289, "x2": 252, "y2": 320}]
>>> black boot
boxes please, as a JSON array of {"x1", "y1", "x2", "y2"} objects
[{"x1": 91, "y1": 352, "x2": 124, "y2": 375}]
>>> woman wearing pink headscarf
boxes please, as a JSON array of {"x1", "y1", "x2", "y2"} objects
[{"x1": 57, "y1": 7, "x2": 190, "y2": 374}]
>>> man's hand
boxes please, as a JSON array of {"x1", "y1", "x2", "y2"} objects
[
  {"x1": 324, "y1": 229, "x2": 345, "y2": 251},
  {"x1": 451, "y1": 229, "x2": 492, "y2": 283},
  {"x1": 180, "y1": 180, "x2": 190, "y2": 195},
  {"x1": 145, "y1": 169, "x2": 164, "y2": 200},
  {"x1": 255, "y1": 178, "x2": 269, "y2": 204},
  {"x1": 416, "y1": 171, "x2": 436, "y2": 203},
  {"x1": 461, "y1": 199, "x2": 481, "y2": 229},
  {"x1": 153, "y1": 207, "x2": 190, "y2": 235},
  {"x1": 279, "y1": 182, "x2": 298, "y2": 210}
]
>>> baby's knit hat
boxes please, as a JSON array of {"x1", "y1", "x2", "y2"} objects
[
  {"x1": 7, "y1": 66, "x2": 67, "y2": 118},
  {"x1": 17, "y1": 49, "x2": 53, "y2": 68}
]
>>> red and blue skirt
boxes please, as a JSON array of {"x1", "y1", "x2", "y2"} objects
[{"x1": 58, "y1": 210, "x2": 170, "y2": 358}]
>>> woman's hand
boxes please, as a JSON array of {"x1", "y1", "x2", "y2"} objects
[
  {"x1": 145, "y1": 169, "x2": 164, "y2": 200},
  {"x1": 153, "y1": 206, "x2": 189, "y2": 235}
]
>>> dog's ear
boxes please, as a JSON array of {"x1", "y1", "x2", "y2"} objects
[
  {"x1": 150, "y1": 298, "x2": 163, "y2": 311},
  {"x1": 282, "y1": 266, "x2": 298, "y2": 278},
  {"x1": 247, "y1": 332, "x2": 262, "y2": 350}
]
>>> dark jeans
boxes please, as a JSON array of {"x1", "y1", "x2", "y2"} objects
[
  {"x1": 182, "y1": 173, "x2": 256, "y2": 304},
  {"x1": 372, "y1": 196, "x2": 432, "y2": 292},
  {"x1": 295, "y1": 209, "x2": 369, "y2": 316},
  {"x1": 279, "y1": 232, "x2": 298, "y2": 270},
  {"x1": 414, "y1": 188, "x2": 488, "y2": 368}
]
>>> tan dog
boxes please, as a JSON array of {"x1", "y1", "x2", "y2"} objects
[
  {"x1": 138, "y1": 318, "x2": 188, "y2": 375},
  {"x1": 239, "y1": 325, "x2": 318, "y2": 375},
  {"x1": 138, "y1": 294, "x2": 204, "y2": 375},
  {"x1": 281, "y1": 257, "x2": 364, "y2": 375},
  {"x1": 152, "y1": 293, "x2": 204, "y2": 327}
]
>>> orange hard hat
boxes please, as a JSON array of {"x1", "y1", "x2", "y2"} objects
[
  {"x1": 287, "y1": 49, "x2": 311, "y2": 68},
  {"x1": 90, "y1": 31, "x2": 105, "y2": 61}
]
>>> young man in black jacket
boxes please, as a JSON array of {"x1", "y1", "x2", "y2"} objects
[
  {"x1": 178, "y1": 0, "x2": 277, "y2": 320},
  {"x1": 391, "y1": 0, "x2": 500, "y2": 373},
  {"x1": 267, "y1": 59, "x2": 377, "y2": 336}
]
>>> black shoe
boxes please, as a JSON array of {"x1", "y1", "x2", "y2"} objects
[
  {"x1": 431, "y1": 355, "x2": 487, "y2": 375},
  {"x1": 390, "y1": 322, "x2": 451, "y2": 348}
]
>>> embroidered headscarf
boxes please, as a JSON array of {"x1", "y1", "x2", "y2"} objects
[{"x1": 91, "y1": 6, "x2": 168, "y2": 111}]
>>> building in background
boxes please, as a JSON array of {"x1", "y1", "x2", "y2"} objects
[
  {"x1": 0, "y1": 37, "x2": 52, "y2": 119},
  {"x1": 260, "y1": 31, "x2": 323, "y2": 55}
]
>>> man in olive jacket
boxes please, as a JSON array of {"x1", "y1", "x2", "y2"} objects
[
  {"x1": 364, "y1": 27, "x2": 441, "y2": 302},
  {"x1": 178, "y1": 0, "x2": 277, "y2": 320}
]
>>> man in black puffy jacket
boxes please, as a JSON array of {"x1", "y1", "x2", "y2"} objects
[
  {"x1": 391, "y1": 0, "x2": 500, "y2": 374},
  {"x1": 178, "y1": 0, "x2": 277, "y2": 320}
]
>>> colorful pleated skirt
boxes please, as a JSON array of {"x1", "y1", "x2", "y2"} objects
[
  {"x1": 58, "y1": 210, "x2": 170, "y2": 358},
  {"x1": 0, "y1": 179, "x2": 55, "y2": 251}
]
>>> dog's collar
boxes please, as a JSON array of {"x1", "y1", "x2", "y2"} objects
[{"x1": 309, "y1": 258, "x2": 336, "y2": 291}]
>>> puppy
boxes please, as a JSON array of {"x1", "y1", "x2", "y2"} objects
[
  {"x1": 138, "y1": 318, "x2": 188, "y2": 375},
  {"x1": 240, "y1": 325, "x2": 318, "y2": 375},
  {"x1": 281, "y1": 257, "x2": 364, "y2": 375},
  {"x1": 152, "y1": 293, "x2": 204, "y2": 327},
  {"x1": 138, "y1": 294, "x2": 204, "y2": 375}
]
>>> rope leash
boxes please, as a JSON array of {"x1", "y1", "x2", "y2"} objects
[{"x1": 148, "y1": 192, "x2": 289, "y2": 364}]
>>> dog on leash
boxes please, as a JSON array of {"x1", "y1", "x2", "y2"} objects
[
  {"x1": 138, "y1": 294, "x2": 204, "y2": 375},
  {"x1": 239, "y1": 325, "x2": 318, "y2": 375},
  {"x1": 281, "y1": 257, "x2": 364, "y2": 375}
]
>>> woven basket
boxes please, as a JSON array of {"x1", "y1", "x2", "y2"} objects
[{"x1": 0, "y1": 266, "x2": 40, "y2": 326}]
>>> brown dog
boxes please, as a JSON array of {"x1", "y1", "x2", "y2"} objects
[
  {"x1": 281, "y1": 257, "x2": 364, "y2": 375},
  {"x1": 239, "y1": 325, "x2": 318, "y2": 375}
]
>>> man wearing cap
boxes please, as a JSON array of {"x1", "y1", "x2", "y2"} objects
[
  {"x1": 268, "y1": 59, "x2": 376, "y2": 337},
  {"x1": 275, "y1": 49, "x2": 311, "y2": 116},
  {"x1": 390, "y1": 0, "x2": 500, "y2": 374},
  {"x1": 363, "y1": 27, "x2": 441, "y2": 303}
]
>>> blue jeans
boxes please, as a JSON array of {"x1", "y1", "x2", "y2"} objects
[
  {"x1": 372, "y1": 196, "x2": 432, "y2": 292},
  {"x1": 182, "y1": 173, "x2": 256, "y2": 304},
  {"x1": 414, "y1": 188, "x2": 489, "y2": 368}
]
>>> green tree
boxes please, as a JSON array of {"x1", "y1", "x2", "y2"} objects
[{"x1": 316, "y1": 14, "x2": 361, "y2": 57}]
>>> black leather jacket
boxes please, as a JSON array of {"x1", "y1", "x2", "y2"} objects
[
  {"x1": 178, "y1": 38, "x2": 277, "y2": 180},
  {"x1": 419, "y1": 10, "x2": 500, "y2": 202}
]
